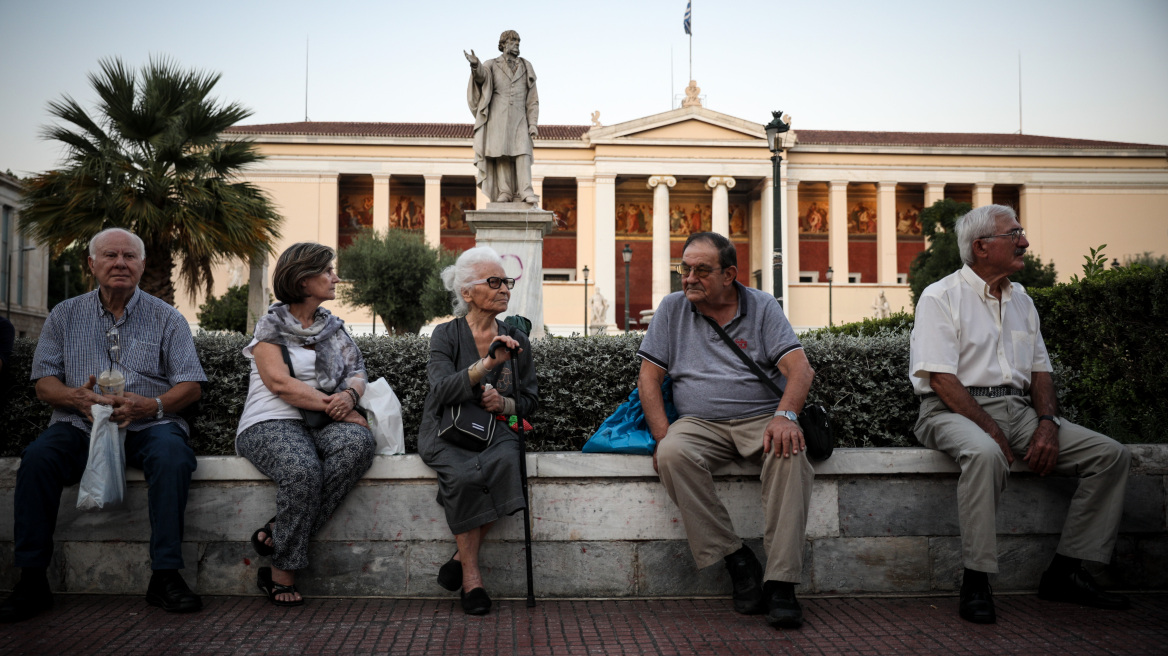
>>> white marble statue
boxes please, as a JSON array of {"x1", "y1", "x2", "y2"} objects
[
  {"x1": 465, "y1": 30, "x2": 540, "y2": 205},
  {"x1": 872, "y1": 290, "x2": 891, "y2": 319},
  {"x1": 590, "y1": 289, "x2": 609, "y2": 326}
]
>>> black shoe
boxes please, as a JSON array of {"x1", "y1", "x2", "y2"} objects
[
  {"x1": 1038, "y1": 565, "x2": 1130, "y2": 610},
  {"x1": 763, "y1": 580, "x2": 803, "y2": 629},
  {"x1": 724, "y1": 545, "x2": 765, "y2": 615},
  {"x1": 437, "y1": 552, "x2": 462, "y2": 591},
  {"x1": 0, "y1": 576, "x2": 54, "y2": 623},
  {"x1": 146, "y1": 570, "x2": 203, "y2": 613},
  {"x1": 461, "y1": 587, "x2": 492, "y2": 615},
  {"x1": 959, "y1": 583, "x2": 996, "y2": 624}
]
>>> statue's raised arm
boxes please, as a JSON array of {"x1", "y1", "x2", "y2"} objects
[{"x1": 465, "y1": 30, "x2": 540, "y2": 206}]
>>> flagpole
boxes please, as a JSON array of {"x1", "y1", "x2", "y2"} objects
[{"x1": 688, "y1": 2, "x2": 693, "y2": 82}]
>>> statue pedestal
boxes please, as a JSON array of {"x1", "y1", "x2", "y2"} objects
[
  {"x1": 589, "y1": 324, "x2": 611, "y2": 336},
  {"x1": 467, "y1": 204, "x2": 554, "y2": 338}
]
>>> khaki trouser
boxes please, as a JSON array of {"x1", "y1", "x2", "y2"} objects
[
  {"x1": 656, "y1": 414, "x2": 814, "y2": 583},
  {"x1": 915, "y1": 395, "x2": 1130, "y2": 573}
]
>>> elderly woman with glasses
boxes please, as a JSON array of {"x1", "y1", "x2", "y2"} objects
[{"x1": 417, "y1": 246, "x2": 538, "y2": 615}]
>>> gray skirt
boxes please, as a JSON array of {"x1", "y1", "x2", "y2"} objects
[{"x1": 421, "y1": 427, "x2": 526, "y2": 535}]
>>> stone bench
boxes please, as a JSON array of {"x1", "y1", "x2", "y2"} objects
[{"x1": 1, "y1": 447, "x2": 1165, "y2": 598}]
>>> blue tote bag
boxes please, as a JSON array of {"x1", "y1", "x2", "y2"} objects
[{"x1": 583, "y1": 377, "x2": 679, "y2": 455}]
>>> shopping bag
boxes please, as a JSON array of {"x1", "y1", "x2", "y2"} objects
[
  {"x1": 583, "y1": 377, "x2": 679, "y2": 455},
  {"x1": 359, "y1": 377, "x2": 405, "y2": 455},
  {"x1": 77, "y1": 403, "x2": 127, "y2": 511}
]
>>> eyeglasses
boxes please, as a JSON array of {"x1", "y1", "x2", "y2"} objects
[
  {"x1": 469, "y1": 276, "x2": 516, "y2": 290},
  {"x1": 675, "y1": 263, "x2": 723, "y2": 279},
  {"x1": 978, "y1": 228, "x2": 1026, "y2": 243},
  {"x1": 106, "y1": 325, "x2": 121, "y2": 365}
]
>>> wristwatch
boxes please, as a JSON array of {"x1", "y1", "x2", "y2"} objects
[
  {"x1": 1038, "y1": 414, "x2": 1061, "y2": 428},
  {"x1": 774, "y1": 410, "x2": 798, "y2": 423},
  {"x1": 154, "y1": 398, "x2": 164, "y2": 419}
]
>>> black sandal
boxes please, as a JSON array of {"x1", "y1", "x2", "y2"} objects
[
  {"x1": 250, "y1": 516, "x2": 276, "y2": 557},
  {"x1": 437, "y1": 550, "x2": 462, "y2": 591},
  {"x1": 257, "y1": 566, "x2": 304, "y2": 607}
]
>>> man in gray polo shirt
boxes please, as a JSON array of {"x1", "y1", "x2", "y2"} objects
[{"x1": 638, "y1": 231, "x2": 816, "y2": 629}]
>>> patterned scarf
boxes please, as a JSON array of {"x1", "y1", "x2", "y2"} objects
[{"x1": 253, "y1": 302, "x2": 366, "y2": 392}]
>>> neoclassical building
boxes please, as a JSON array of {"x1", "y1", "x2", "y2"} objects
[
  {"x1": 200, "y1": 102, "x2": 1168, "y2": 333},
  {"x1": 1, "y1": 172, "x2": 50, "y2": 338}
]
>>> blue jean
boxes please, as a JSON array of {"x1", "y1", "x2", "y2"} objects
[{"x1": 14, "y1": 421, "x2": 197, "y2": 570}]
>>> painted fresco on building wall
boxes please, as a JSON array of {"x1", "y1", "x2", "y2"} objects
[
  {"x1": 799, "y1": 200, "x2": 829, "y2": 234},
  {"x1": 728, "y1": 203, "x2": 748, "y2": 237},
  {"x1": 848, "y1": 202, "x2": 878, "y2": 234},
  {"x1": 896, "y1": 204, "x2": 923, "y2": 235},
  {"x1": 617, "y1": 202, "x2": 653, "y2": 236},
  {"x1": 441, "y1": 195, "x2": 475, "y2": 232},
  {"x1": 667, "y1": 203, "x2": 710, "y2": 237},
  {"x1": 338, "y1": 194, "x2": 374, "y2": 248},
  {"x1": 544, "y1": 194, "x2": 577, "y2": 233},
  {"x1": 390, "y1": 194, "x2": 424, "y2": 231}
]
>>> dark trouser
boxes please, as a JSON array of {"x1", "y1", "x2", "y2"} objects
[{"x1": 14, "y1": 422, "x2": 197, "y2": 570}]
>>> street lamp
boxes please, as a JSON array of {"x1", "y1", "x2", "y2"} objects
[
  {"x1": 6, "y1": 245, "x2": 38, "y2": 319},
  {"x1": 582, "y1": 265, "x2": 590, "y2": 336},
  {"x1": 63, "y1": 262, "x2": 71, "y2": 302},
  {"x1": 622, "y1": 244, "x2": 633, "y2": 334},
  {"x1": 764, "y1": 110, "x2": 791, "y2": 308},
  {"x1": 826, "y1": 266, "x2": 834, "y2": 328},
  {"x1": 1111, "y1": 258, "x2": 1121, "y2": 269}
]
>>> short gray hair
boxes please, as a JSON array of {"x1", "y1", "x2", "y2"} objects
[
  {"x1": 956, "y1": 205, "x2": 1017, "y2": 266},
  {"x1": 441, "y1": 247, "x2": 505, "y2": 317},
  {"x1": 89, "y1": 228, "x2": 146, "y2": 259}
]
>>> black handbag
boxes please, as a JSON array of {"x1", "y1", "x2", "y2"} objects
[
  {"x1": 437, "y1": 401, "x2": 496, "y2": 452},
  {"x1": 279, "y1": 344, "x2": 333, "y2": 429},
  {"x1": 699, "y1": 315, "x2": 834, "y2": 461}
]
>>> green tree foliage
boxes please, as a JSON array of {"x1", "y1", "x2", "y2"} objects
[
  {"x1": 19, "y1": 56, "x2": 281, "y2": 306},
  {"x1": 908, "y1": 199, "x2": 1056, "y2": 306},
  {"x1": 197, "y1": 285, "x2": 251, "y2": 333},
  {"x1": 1124, "y1": 252, "x2": 1168, "y2": 269},
  {"x1": 47, "y1": 242, "x2": 91, "y2": 308},
  {"x1": 337, "y1": 229, "x2": 458, "y2": 334}
]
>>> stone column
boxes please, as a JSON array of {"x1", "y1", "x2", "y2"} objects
[
  {"x1": 786, "y1": 179, "x2": 800, "y2": 289},
  {"x1": 424, "y1": 175, "x2": 442, "y2": 247},
  {"x1": 594, "y1": 175, "x2": 618, "y2": 332},
  {"x1": 829, "y1": 180, "x2": 849, "y2": 282},
  {"x1": 1020, "y1": 184, "x2": 1044, "y2": 255},
  {"x1": 706, "y1": 176, "x2": 736, "y2": 236},
  {"x1": 532, "y1": 177, "x2": 544, "y2": 209},
  {"x1": 466, "y1": 208, "x2": 555, "y2": 338},
  {"x1": 247, "y1": 252, "x2": 270, "y2": 331},
  {"x1": 974, "y1": 182, "x2": 994, "y2": 208},
  {"x1": 476, "y1": 187, "x2": 490, "y2": 209},
  {"x1": 647, "y1": 175, "x2": 676, "y2": 308},
  {"x1": 576, "y1": 177, "x2": 595, "y2": 281},
  {"x1": 318, "y1": 173, "x2": 339, "y2": 248},
  {"x1": 924, "y1": 182, "x2": 945, "y2": 249},
  {"x1": 760, "y1": 177, "x2": 774, "y2": 294},
  {"x1": 372, "y1": 174, "x2": 391, "y2": 234},
  {"x1": 877, "y1": 181, "x2": 898, "y2": 284}
]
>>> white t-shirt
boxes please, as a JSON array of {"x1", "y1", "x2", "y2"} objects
[
  {"x1": 910, "y1": 264, "x2": 1052, "y2": 395},
  {"x1": 236, "y1": 338, "x2": 321, "y2": 443}
]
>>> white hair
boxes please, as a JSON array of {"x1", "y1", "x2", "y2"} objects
[
  {"x1": 441, "y1": 247, "x2": 505, "y2": 317},
  {"x1": 956, "y1": 205, "x2": 1016, "y2": 266},
  {"x1": 88, "y1": 227, "x2": 146, "y2": 259}
]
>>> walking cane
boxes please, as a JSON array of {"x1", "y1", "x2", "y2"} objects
[{"x1": 489, "y1": 339, "x2": 536, "y2": 607}]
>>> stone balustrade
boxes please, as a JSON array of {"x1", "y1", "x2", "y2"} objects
[{"x1": 1, "y1": 447, "x2": 1164, "y2": 598}]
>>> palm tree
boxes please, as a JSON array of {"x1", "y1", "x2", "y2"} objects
[{"x1": 20, "y1": 56, "x2": 281, "y2": 305}]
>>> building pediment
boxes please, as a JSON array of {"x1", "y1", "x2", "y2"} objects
[{"x1": 587, "y1": 106, "x2": 783, "y2": 147}]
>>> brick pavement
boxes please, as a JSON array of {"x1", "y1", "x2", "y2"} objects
[{"x1": 2, "y1": 593, "x2": 1166, "y2": 655}]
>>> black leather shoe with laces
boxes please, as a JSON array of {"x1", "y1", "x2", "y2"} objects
[
  {"x1": 959, "y1": 582, "x2": 996, "y2": 624},
  {"x1": 763, "y1": 580, "x2": 803, "y2": 629},
  {"x1": 724, "y1": 546, "x2": 765, "y2": 615},
  {"x1": 1038, "y1": 566, "x2": 1130, "y2": 610},
  {"x1": 146, "y1": 570, "x2": 203, "y2": 613}
]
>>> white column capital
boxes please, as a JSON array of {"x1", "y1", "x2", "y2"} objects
[
  {"x1": 372, "y1": 173, "x2": 391, "y2": 181},
  {"x1": 647, "y1": 175, "x2": 677, "y2": 189},
  {"x1": 423, "y1": 174, "x2": 443, "y2": 184},
  {"x1": 878, "y1": 180, "x2": 898, "y2": 190},
  {"x1": 706, "y1": 176, "x2": 736, "y2": 190}
]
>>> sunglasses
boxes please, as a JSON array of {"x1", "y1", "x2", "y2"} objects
[{"x1": 469, "y1": 276, "x2": 516, "y2": 290}]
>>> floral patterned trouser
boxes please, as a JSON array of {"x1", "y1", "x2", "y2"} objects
[{"x1": 237, "y1": 419, "x2": 375, "y2": 571}]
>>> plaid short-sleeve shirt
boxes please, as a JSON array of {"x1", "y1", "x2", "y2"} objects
[{"x1": 31, "y1": 288, "x2": 207, "y2": 434}]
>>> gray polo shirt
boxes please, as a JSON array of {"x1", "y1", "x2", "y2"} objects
[{"x1": 637, "y1": 282, "x2": 803, "y2": 421}]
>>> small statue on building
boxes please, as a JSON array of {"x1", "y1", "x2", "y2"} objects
[
  {"x1": 465, "y1": 30, "x2": 540, "y2": 206},
  {"x1": 590, "y1": 111, "x2": 602, "y2": 128},
  {"x1": 590, "y1": 289, "x2": 609, "y2": 327},
  {"x1": 682, "y1": 80, "x2": 702, "y2": 107},
  {"x1": 872, "y1": 290, "x2": 891, "y2": 319}
]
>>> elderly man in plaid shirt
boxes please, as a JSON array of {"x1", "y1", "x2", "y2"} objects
[{"x1": 0, "y1": 228, "x2": 207, "y2": 623}]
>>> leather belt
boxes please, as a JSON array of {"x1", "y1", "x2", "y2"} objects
[{"x1": 922, "y1": 386, "x2": 1025, "y2": 399}]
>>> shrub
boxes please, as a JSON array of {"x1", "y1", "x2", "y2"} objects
[{"x1": 196, "y1": 285, "x2": 251, "y2": 333}]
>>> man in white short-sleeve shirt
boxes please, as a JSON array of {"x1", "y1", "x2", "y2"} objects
[
  {"x1": 638, "y1": 232, "x2": 816, "y2": 630},
  {"x1": 911, "y1": 204, "x2": 1131, "y2": 625}
]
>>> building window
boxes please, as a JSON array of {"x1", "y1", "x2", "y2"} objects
[
  {"x1": 543, "y1": 268, "x2": 576, "y2": 282},
  {"x1": 848, "y1": 272, "x2": 862, "y2": 284},
  {"x1": 798, "y1": 271, "x2": 819, "y2": 283},
  {"x1": 896, "y1": 273, "x2": 908, "y2": 285},
  {"x1": 17, "y1": 235, "x2": 27, "y2": 306},
  {"x1": 1, "y1": 205, "x2": 10, "y2": 305}
]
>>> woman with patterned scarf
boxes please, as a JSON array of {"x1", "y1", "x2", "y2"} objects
[{"x1": 235, "y1": 242, "x2": 375, "y2": 606}]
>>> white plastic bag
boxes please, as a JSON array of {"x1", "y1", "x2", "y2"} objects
[
  {"x1": 76, "y1": 403, "x2": 127, "y2": 511},
  {"x1": 359, "y1": 377, "x2": 405, "y2": 455}
]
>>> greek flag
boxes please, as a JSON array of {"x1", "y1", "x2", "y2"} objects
[{"x1": 684, "y1": 1, "x2": 691, "y2": 35}]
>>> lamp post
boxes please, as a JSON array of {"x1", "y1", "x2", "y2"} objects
[
  {"x1": 764, "y1": 110, "x2": 791, "y2": 308},
  {"x1": 622, "y1": 244, "x2": 633, "y2": 334},
  {"x1": 582, "y1": 265, "x2": 590, "y2": 336},
  {"x1": 6, "y1": 245, "x2": 38, "y2": 319},
  {"x1": 826, "y1": 266, "x2": 834, "y2": 328},
  {"x1": 63, "y1": 262, "x2": 71, "y2": 302}
]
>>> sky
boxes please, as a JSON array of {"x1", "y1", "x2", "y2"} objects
[{"x1": 2, "y1": 0, "x2": 1167, "y2": 177}]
